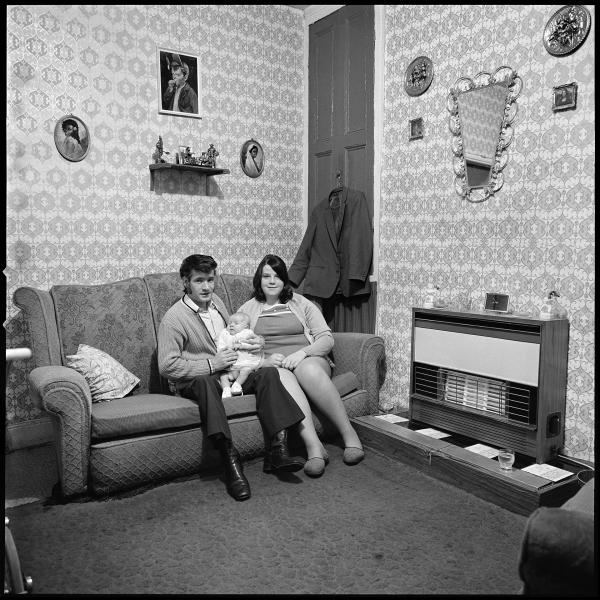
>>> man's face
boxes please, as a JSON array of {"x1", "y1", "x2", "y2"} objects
[
  {"x1": 184, "y1": 269, "x2": 215, "y2": 309},
  {"x1": 172, "y1": 67, "x2": 186, "y2": 87}
]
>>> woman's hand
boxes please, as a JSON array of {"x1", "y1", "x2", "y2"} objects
[
  {"x1": 236, "y1": 333, "x2": 265, "y2": 353},
  {"x1": 263, "y1": 353, "x2": 285, "y2": 368},
  {"x1": 281, "y1": 350, "x2": 306, "y2": 371}
]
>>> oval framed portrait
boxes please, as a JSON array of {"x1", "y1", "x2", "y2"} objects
[
  {"x1": 240, "y1": 139, "x2": 264, "y2": 178},
  {"x1": 54, "y1": 114, "x2": 90, "y2": 162}
]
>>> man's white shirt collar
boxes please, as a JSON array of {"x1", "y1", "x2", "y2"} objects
[{"x1": 182, "y1": 294, "x2": 217, "y2": 314}]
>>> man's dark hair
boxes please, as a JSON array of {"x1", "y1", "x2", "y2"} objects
[
  {"x1": 252, "y1": 254, "x2": 293, "y2": 303},
  {"x1": 180, "y1": 254, "x2": 218, "y2": 281}
]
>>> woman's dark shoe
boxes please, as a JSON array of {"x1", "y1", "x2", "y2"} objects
[
  {"x1": 219, "y1": 440, "x2": 251, "y2": 501},
  {"x1": 263, "y1": 429, "x2": 305, "y2": 473}
]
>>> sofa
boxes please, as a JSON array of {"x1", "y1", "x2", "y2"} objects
[
  {"x1": 518, "y1": 475, "x2": 596, "y2": 596},
  {"x1": 13, "y1": 272, "x2": 385, "y2": 499}
]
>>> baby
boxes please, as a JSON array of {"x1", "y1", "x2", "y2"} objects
[{"x1": 216, "y1": 311, "x2": 263, "y2": 398}]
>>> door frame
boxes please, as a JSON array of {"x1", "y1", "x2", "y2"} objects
[{"x1": 301, "y1": 5, "x2": 384, "y2": 283}]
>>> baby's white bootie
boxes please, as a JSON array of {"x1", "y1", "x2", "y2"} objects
[{"x1": 231, "y1": 382, "x2": 243, "y2": 395}]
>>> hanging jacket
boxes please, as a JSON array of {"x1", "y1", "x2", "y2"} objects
[{"x1": 288, "y1": 186, "x2": 372, "y2": 298}]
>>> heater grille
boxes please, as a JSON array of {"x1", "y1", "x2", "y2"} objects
[{"x1": 413, "y1": 363, "x2": 535, "y2": 424}]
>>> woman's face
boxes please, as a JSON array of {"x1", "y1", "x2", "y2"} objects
[
  {"x1": 64, "y1": 124, "x2": 76, "y2": 137},
  {"x1": 261, "y1": 264, "x2": 284, "y2": 302}
]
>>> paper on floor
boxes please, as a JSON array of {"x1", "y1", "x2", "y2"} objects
[
  {"x1": 521, "y1": 463, "x2": 573, "y2": 482},
  {"x1": 415, "y1": 427, "x2": 451, "y2": 439},
  {"x1": 464, "y1": 443, "x2": 500, "y2": 458},
  {"x1": 374, "y1": 414, "x2": 409, "y2": 423}
]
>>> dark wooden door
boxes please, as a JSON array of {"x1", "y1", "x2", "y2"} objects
[
  {"x1": 308, "y1": 5, "x2": 374, "y2": 221},
  {"x1": 308, "y1": 5, "x2": 376, "y2": 333}
]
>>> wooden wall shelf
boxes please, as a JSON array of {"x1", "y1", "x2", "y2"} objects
[{"x1": 149, "y1": 163, "x2": 230, "y2": 193}]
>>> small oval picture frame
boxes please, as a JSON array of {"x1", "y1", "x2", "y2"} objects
[
  {"x1": 54, "y1": 114, "x2": 90, "y2": 162},
  {"x1": 240, "y1": 139, "x2": 264, "y2": 178}
]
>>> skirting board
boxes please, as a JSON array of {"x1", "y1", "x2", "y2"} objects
[{"x1": 5, "y1": 417, "x2": 54, "y2": 451}]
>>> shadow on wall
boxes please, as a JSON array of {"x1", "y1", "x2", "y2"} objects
[{"x1": 150, "y1": 170, "x2": 225, "y2": 198}]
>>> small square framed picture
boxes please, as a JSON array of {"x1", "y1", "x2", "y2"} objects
[
  {"x1": 484, "y1": 293, "x2": 510, "y2": 313},
  {"x1": 552, "y1": 82, "x2": 577, "y2": 112},
  {"x1": 409, "y1": 117, "x2": 424, "y2": 141}
]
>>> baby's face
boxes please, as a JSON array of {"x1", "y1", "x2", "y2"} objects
[{"x1": 228, "y1": 316, "x2": 248, "y2": 334}]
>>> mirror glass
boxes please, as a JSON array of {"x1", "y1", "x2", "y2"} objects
[{"x1": 447, "y1": 66, "x2": 522, "y2": 203}]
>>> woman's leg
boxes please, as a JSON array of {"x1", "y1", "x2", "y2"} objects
[
  {"x1": 276, "y1": 368, "x2": 325, "y2": 459},
  {"x1": 293, "y1": 357, "x2": 362, "y2": 449}
]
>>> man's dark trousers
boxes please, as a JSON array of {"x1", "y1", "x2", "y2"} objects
[{"x1": 177, "y1": 366, "x2": 304, "y2": 440}]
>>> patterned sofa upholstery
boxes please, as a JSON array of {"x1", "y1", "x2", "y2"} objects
[{"x1": 13, "y1": 272, "x2": 386, "y2": 499}]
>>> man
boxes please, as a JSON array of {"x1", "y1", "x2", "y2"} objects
[
  {"x1": 162, "y1": 60, "x2": 198, "y2": 114},
  {"x1": 158, "y1": 254, "x2": 305, "y2": 501}
]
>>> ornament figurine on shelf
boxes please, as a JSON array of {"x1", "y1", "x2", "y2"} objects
[
  {"x1": 152, "y1": 136, "x2": 169, "y2": 163},
  {"x1": 205, "y1": 143, "x2": 219, "y2": 168},
  {"x1": 539, "y1": 290, "x2": 568, "y2": 320}
]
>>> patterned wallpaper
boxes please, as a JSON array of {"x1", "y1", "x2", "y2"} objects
[
  {"x1": 378, "y1": 5, "x2": 595, "y2": 461},
  {"x1": 5, "y1": 5, "x2": 305, "y2": 425},
  {"x1": 5, "y1": 5, "x2": 595, "y2": 463}
]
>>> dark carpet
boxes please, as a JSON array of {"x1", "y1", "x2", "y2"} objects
[{"x1": 6, "y1": 444, "x2": 527, "y2": 595}]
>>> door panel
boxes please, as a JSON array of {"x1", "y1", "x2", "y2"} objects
[
  {"x1": 307, "y1": 5, "x2": 375, "y2": 333},
  {"x1": 309, "y1": 5, "x2": 374, "y2": 217}
]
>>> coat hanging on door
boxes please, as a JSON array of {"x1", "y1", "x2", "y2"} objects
[{"x1": 288, "y1": 186, "x2": 373, "y2": 299}]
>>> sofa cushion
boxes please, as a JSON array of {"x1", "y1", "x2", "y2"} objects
[
  {"x1": 65, "y1": 344, "x2": 140, "y2": 402},
  {"x1": 218, "y1": 273, "x2": 253, "y2": 312},
  {"x1": 91, "y1": 393, "x2": 260, "y2": 441},
  {"x1": 91, "y1": 394, "x2": 199, "y2": 440},
  {"x1": 90, "y1": 371, "x2": 361, "y2": 441},
  {"x1": 51, "y1": 278, "x2": 157, "y2": 393}
]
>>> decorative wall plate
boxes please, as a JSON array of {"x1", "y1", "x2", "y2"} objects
[
  {"x1": 404, "y1": 56, "x2": 434, "y2": 97},
  {"x1": 543, "y1": 5, "x2": 591, "y2": 57}
]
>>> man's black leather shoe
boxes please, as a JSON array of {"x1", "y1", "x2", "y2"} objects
[
  {"x1": 263, "y1": 429, "x2": 305, "y2": 473},
  {"x1": 220, "y1": 440, "x2": 251, "y2": 501}
]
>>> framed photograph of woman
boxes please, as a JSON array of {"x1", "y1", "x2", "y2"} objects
[
  {"x1": 240, "y1": 139, "x2": 264, "y2": 178},
  {"x1": 157, "y1": 47, "x2": 201, "y2": 119},
  {"x1": 54, "y1": 115, "x2": 90, "y2": 162}
]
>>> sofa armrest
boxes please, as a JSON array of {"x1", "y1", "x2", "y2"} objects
[
  {"x1": 518, "y1": 504, "x2": 596, "y2": 596},
  {"x1": 330, "y1": 332, "x2": 386, "y2": 414},
  {"x1": 29, "y1": 366, "x2": 93, "y2": 497}
]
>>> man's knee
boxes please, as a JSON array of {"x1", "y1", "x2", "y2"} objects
[{"x1": 255, "y1": 366, "x2": 278, "y2": 381}]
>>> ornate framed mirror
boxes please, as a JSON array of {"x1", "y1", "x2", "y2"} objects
[{"x1": 447, "y1": 66, "x2": 523, "y2": 203}]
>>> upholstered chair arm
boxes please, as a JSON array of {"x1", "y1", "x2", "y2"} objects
[
  {"x1": 330, "y1": 333, "x2": 386, "y2": 413},
  {"x1": 28, "y1": 366, "x2": 93, "y2": 497}
]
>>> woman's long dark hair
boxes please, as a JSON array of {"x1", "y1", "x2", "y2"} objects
[{"x1": 252, "y1": 254, "x2": 294, "y2": 303}]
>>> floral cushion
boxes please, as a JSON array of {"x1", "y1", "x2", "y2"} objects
[{"x1": 65, "y1": 344, "x2": 140, "y2": 402}]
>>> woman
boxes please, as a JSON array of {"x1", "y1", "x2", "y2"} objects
[
  {"x1": 61, "y1": 118, "x2": 84, "y2": 160},
  {"x1": 239, "y1": 254, "x2": 364, "y2": 477}
]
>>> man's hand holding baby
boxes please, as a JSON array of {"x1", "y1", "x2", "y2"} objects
[{"x1": 234, "y1": 332, "x2": 264, "y2": 353}]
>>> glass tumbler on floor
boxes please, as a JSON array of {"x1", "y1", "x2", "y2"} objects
[{"x1": 498, "y1": 449, "x2": 515, "y2": 470}]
